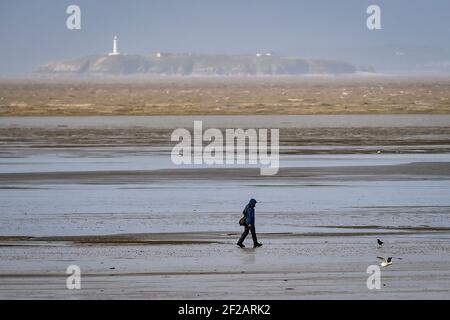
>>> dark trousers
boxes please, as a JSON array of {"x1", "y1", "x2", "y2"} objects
[{"x1": 238, "y1": 225, "x2": 258, "y2": 245}]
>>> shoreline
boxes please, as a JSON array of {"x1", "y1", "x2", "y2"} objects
[{"x1": 2, "y1": 114, "x2": 450, "y2": 128}]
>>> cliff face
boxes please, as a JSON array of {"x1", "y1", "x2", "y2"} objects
[{"x1": 36, "y1": 54, "x2": 358, "y2": 75}]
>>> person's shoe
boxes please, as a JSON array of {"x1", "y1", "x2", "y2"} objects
[
  {"x1": 253, "y1": 242, "x2": 263, "y2": 248},
  {"x1": 237, "y1": 243, "x2": 245, "y2": 248}
]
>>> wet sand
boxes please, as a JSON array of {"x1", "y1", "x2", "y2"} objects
[
  {"x1": 0, "y1": 115, "x2": 450, "y2": 299},
  {"x1": 1, "y1": 115, "x2": 450, "y2": 156},
  {"x1": 1, "y1": 229, "x2": 450, "y2": 299}
]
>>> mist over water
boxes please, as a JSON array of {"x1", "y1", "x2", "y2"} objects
[{"x1": 1, "y1": 0, "x2": 450, "y2": 75}]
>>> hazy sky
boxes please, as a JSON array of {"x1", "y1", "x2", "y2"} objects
[{"x1": 1, "y1": 0, "x2": 449, "y2": 74}]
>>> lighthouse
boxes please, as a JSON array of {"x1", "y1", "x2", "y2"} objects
[{"x1": 108, "y1": 36, "x2": 120, "y2": 56}]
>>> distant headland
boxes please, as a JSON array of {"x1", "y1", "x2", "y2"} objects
[{"x1": 36, "y1": 36, "x2": 372, "y2": 76}]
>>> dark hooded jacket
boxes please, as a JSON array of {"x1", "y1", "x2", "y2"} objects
[{"x1": 244, "y1": 202, "x2": 256, "y2": 225}]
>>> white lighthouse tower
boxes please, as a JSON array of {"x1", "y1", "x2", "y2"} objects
[{"x1": 108, "y1": 36, "x2": 120, "y2": 56}]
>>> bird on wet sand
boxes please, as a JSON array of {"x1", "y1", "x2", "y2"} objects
[
  {"x1": 377, "y1": 239, "x2": 383, "y2": 247},
  {"x1": 377, "y1": 256, "x2": 402, "y2": 267},
  {"x1": 377, "y1": 256, "x2": 392, "y2": 267}
]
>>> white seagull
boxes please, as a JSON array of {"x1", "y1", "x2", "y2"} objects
[{"x1": 377, "y1": 256, "x2": 402, "y2": 267}]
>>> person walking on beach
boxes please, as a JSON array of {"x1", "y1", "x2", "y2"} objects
[{"x1": 237, "y1": 198, "x2": 263, "y2": 248}]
